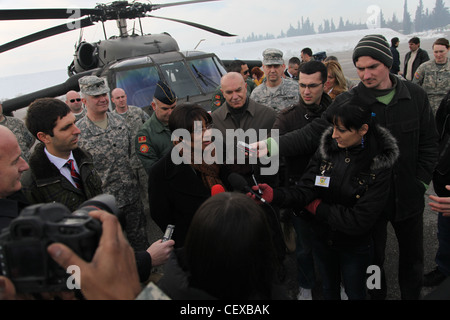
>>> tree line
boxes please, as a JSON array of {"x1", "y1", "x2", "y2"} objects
[{"x1": 235, "y1": 0, "x2": 449, "y2": 44}]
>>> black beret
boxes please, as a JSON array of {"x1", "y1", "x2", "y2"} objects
[{"x1": 154, "y1": 80, "x2": 177, "y2": 105}]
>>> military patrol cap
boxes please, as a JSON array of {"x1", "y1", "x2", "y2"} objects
[
  {"x1": 263, "y1": 48, "x2": 284, "y2": 66},
  {"x1": 153, "y1": 80, "x2": 177, "y2": 105},
  {"x1": 78, "y1": 76, "x2": 110, "y2": 96}
]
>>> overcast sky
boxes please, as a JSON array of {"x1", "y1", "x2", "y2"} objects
[{"x1": 0, "y1": 0, "x2": 448, "y2": 78}]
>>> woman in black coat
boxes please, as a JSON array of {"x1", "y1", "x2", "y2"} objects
[
  {"x1": 252, "y1": 100, "x2": 400, "y2": 300},
  {"x1": 157, "y1": 192, "x2": 288, "y2": 300},
  {"x1": 148, "y1": 103, "x2": 230, "y2": 248}
]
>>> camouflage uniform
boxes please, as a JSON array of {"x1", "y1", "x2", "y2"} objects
[
  {"x1": 113, "y1": 105, "x2": 151, "y2": 226},
  {"x1": 413, "y1": 59, "x2": 450, "y2": 115},
  {"x1": 0, "y1": 116, "x2": 35, "y2": 162},
  {"x1": 74, "y1": 108, "x2": 87, "y2": 122},
  {"x1": 250, "y1": 48, "x2": 300, "y2": 113},
  {"x1": 76, "y1": 112, "x2": 149, "y2": 251},
  {"x1": 250, "y1": 77, "x2": 300, "y2": 113}
]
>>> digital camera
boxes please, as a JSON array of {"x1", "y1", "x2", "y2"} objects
[{"x1": 0, "y1": 194, "x2": 118, "y2": 293}]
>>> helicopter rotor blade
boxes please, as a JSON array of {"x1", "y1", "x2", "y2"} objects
[
  {"x1": 150, "y1": 0, "x2": 221, "y2": 10},
  {"x1": 0, "y1": 9, "x2": 101, "y2": 20},
  {"x1": 0, "y1": 17, "x2": 94, "y2": 54},
  {"x1": 147, "y1": 15, "x2": 236, "y2": 37}
]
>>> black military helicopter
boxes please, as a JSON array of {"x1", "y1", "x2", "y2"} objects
[{"x1": 1, "y1": 0, "x2": 258, "y2": 115}]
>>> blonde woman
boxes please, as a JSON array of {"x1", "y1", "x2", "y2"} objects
[{"x1": 324, "y1": 60, "x2": 348, "y2": 100}]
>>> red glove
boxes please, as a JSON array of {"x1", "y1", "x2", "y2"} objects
[
  {"x1": 305, "y1": 199, "x2": 322, "y2": 215},
  {"x1": 249, "y1": 183, "x2": 274, "y2": 203}
]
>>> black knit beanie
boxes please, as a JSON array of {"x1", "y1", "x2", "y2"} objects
[{"x1": 352, "y1": 34, "x2": 393, "y2": 68}]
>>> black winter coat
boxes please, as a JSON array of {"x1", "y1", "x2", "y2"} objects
[
  {"x1": 148, "y1": 150, "x2": 231, "y2": 248},
  {"x1": 273, "y1": 93, "x2": 332, "y2": 186},
  {"x1": 433, "y1": 90, "x2": 450, "y2": 197},
  {"x1": 274, "y1": 125, "x2": 399, "y2": 247},
  {"x1": 279, "y1": 76, "x2": 439, "y2": 221}
]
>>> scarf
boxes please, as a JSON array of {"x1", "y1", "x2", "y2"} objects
[{"x1": 190, "y1": 162, "x2": 224, "y2": 191}]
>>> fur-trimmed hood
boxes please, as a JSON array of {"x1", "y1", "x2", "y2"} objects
[{"x1": 319, "y1": 124, "x2": 399, "y2": 171}]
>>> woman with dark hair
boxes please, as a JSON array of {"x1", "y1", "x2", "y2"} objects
[
  {"x1": 251, "y1": 66, "x2": 265, "y2": 86},
  {"x1": 148, "y1": 103, "x2": 230, "y2": 248},
  {"x1": 157, "y1": 192, "x2": 287, "y2": 299},
  {"x1": 252, "y1": 99, "x2": 400, "y2": 299}
]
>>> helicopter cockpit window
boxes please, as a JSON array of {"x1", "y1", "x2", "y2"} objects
[
  {"x1": 159, "y1": 62, "x2": 202, "y2": 98},
  {"x1": 188, "y1": 57, "x2": 225, "y2": 93},
  {"x1": 115, "y1": 66, "x2": 160, "y2": 108}
]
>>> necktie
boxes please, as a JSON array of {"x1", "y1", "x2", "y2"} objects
[{"x1": 65, "y1": 159, "x2": 83, "y2": 189}]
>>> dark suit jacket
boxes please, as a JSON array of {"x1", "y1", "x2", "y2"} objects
[
  {"x1": 404, "y1": 48, "x2": 430, "y2": 79},
  {"x1": 148, "y1": 149, "x2": 230, "y2": 248}
]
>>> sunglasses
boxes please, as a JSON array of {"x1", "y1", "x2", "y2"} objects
[{"x1": 70, "y1": 98, "x2": 82, "y2": 103}]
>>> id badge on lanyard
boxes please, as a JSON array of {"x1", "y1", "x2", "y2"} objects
[{"x1": 315, "y1": 175, "x2": 330, "y2": 188}]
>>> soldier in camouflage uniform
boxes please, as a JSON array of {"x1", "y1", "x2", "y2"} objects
[
  {"x1": 111, "y1": 87, "x2": 151, "y2": 219},
  {"x1": 65, "y1": 90, "x2": 87, "y2": 122},
  {"x1": 250, "y1": 48, "x2": 300, "y2": 113},
  {"x1": 77, "y1": 76, "x2": 149, "y2": 252},
  {"x1": 413, "y1": 38, "x2": 450, "y2": 115},
  {"x1": 0, "y1": 103, "x2": 35, "y2": 162}
]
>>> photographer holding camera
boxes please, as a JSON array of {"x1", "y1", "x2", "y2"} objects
[{"x1": 0, "y1": 210, "x2": 149, "y2": 300}]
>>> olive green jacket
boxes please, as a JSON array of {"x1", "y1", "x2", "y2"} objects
[{"x1": 21, "y1": 143, "x2": 103, "y2": 212}]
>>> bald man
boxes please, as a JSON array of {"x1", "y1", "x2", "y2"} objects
[
  {"x1": 0, "y1": 126, "x2": 30, "y2": 230},
  {"x1": 65, "y1": 90, "x2": 86, "y2": 121},
  {"x1": 211, "y1": 72, "x2": 277, "y2": 184},
  {"x1": 212, "y1": 72, "x2": 277, "y2": 135}
]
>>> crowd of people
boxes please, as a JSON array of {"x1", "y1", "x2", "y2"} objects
[{"x1": 0, "y1": 32, "x2": 449, "y2": 301}]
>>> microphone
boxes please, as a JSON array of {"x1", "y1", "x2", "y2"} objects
[
  {"x1": 227, "y1": 172, "x2": 266, "y2": 203},
  {"x1": 211, "y1": 184, "x2": 225, "y2": 196}
]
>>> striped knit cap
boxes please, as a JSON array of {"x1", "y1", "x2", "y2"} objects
[{"x1": 352, "y1": 34, "x2": 393, "y2": 68}]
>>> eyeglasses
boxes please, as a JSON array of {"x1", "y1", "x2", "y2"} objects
[
  {"x1": 70, "y1": 98, "x2": 81, "y2": 103},
  {"x1": 299, "y1": 83, "x2": 323, "y2": 89},
  {"x1": 243, "y1": 70, "x2": 250, "y2": 75}
]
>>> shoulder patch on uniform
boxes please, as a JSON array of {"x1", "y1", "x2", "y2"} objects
[
  {"x1": 414, "y1": 72, "x2": 420, "y2": 80},
  {"x1": 214, "y1": 101, "x2": 222, "y2": 107},
  {"x1": 138, "y1": 136, "x2": 147, "y2": 143},
  {"x1": 140, "y1": 144, "x2": 150, "y2": 153}
]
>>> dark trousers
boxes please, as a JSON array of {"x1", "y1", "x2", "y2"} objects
[
  {"x1": 436, "y1": 212, "x2": 450, "y2": 276},
  {"x1": 292, "y1": 216, "x2": 316, "y2": 289},
  {"x1": 369, "y1": 213, "x2": 424, "y2": 300},
  {"x1": 312, "y1": 234, "x2": 371, "y2": 300}
]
